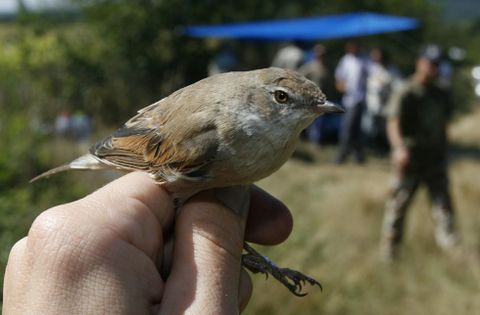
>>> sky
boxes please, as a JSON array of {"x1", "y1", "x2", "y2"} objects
[{"x1": 0, "y1": 0, "x2": 69, "y2": 14}]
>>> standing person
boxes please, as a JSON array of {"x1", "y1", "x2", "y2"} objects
[
  {"x1": 54, "y1": 111, "x2": 71, "y2": 137},
  {"x1": 299, "y1": 44, "x2": 332, "y2": 144},
  {"x1": 381, "y1": 46, "x2": 459, "y2": 261},
  {"x1": 365, "y1": 48, "x2": 401, "y2": 152},
  {"x1": 299, "y1": 44, "x2": 330, "y2": 89},
  {"x1": 334, "y1": 40, "x2": 369, "y2": 163}
]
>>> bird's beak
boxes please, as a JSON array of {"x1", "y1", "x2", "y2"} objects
[{"x1": 316, "y1": 100, "x2": 344, "y2": 114}]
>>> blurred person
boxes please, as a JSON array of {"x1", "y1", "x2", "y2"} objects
[
  {"x1": 71, "y1": 110, "x2": 91, "y2": 142},
  {"x1": 3, "y1": 172, "x2": 293, "y2": 314},
  {"x1": 364, "y1": 47, "x2": 401, "y2": 153},
  {"x1": 271, "y1": 41, "x2": 304, "y2": 71},
  {"x1": 438, "y1": 59, "x2": 453, "y2": 88},
  {"x1": 381, "y1": 46, "x2": 459, "y2": 261},
  {"x1": 424, "y1": 44, "x2": 452, "y2": 89},
  {"x1": 299, "y1": 44, "x2": 332, "y2": 144},
  {"x1": 54, "y1": 110, "x2": 71, "y2": 137},
  {"x1": 334, "y1": 39, "x2": 369, "y2": 163},
  {"x1": 299, "y1": 44, "x2": 329, "y2": 89}
]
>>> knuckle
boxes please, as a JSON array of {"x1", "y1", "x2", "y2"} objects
[
  {"x1": 28, "y1": 207, "x2": 68, "y2": 244},
  {"x1": 115, "y1": 196, "x2": 161, "y2": 239},
  {"x1": 27, "y1": 206, "x2": 89, "y2": 268},
  {"x1": 122, "y1": 196, "x2": 153, "y2": 224}
]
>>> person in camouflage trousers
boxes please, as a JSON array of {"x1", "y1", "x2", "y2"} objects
[{"x1": 381, "y1": 46, "x2": 459, "y2": 260}]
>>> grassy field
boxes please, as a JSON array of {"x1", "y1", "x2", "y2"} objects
[{"x1": 245, "y1": 107, "x2": 480, "y2": 315}]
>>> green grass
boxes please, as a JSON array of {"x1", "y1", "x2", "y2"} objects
[{"x1": 245, "y1": 109, "x2": 480, "y2": 315}]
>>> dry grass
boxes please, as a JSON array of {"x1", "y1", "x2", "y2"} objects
[{"x1": 244, "y1": 107, "x2": 480, "y2": 315}]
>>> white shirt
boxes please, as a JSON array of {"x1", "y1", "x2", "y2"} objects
[
  {"x1": 335, "y1": 53, "x2": 369, "y2": 108},
  {"x1": 366, "y1": 62, "x2": 401, "y2": 115}
]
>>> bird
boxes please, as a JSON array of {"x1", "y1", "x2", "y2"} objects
[{"x1": 31, "y1": 67, "x2": 343, "y2": 296}]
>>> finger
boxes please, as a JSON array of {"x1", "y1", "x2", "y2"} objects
[
  {"x1": 238, "y1": 268, "x2": 253, "y2": 312},
  {"x1": 158, "y1": 186, "x2": 250, "y2": 315},
  {"x1": 70, "y1": 171, "x2": 174, "y2": 259},
  {"x1": 3, "y1": 238, "x2": 28, "y2": 313},
  {"x1": 245, "y1": 185, "x2": 293, "y2": 245}
]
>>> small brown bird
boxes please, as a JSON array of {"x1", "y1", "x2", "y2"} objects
[{"x1": 32, "y1": 67, "x2": 343, "y2": 296}]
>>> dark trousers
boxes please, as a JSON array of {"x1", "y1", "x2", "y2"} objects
[{"x1": 336, "y1": 102, "x2": 366, "y2": 163}]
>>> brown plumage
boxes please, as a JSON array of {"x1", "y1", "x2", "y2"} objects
[{"x1": 32, "y1": 68, "x2": 342, "y2": 199}]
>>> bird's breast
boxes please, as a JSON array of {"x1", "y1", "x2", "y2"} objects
[{"x1": 214, "y1": 113, "x2": 300, "y2": 184}]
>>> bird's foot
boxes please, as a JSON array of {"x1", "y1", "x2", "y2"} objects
[{"x1": 241, "y1": 242, "x2": 321, "y2": 297}]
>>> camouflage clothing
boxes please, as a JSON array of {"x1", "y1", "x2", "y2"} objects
[{"x1": 382, "y1": 79, "x2": 457, "y2": 258}]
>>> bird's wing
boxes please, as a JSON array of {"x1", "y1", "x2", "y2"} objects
[{"x1": 90, "y1": 97, "x2": 220, "y2": 183}]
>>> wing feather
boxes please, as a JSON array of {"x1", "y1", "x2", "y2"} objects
[{"x1": 89, "y1": 99, "x2": 219, "y2": 182}]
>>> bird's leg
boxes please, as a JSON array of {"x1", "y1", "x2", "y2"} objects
[{"x1": 242, "y1": 242, "x2": 322, "y2": 297}]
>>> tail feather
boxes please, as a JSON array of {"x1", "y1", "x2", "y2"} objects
[{"x1": 30, "y1": 154, "x2": 106, "y2": 183}]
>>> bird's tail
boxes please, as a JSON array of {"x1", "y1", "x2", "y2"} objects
[{"x1": 30, "y1": 154, "x2": 107, "y2": 183}]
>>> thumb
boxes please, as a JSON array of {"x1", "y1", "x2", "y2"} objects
[{"x1": 158, "y1": 186, "x2": 250, "y2": 315}]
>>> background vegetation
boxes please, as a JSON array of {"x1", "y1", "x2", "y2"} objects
[{"x1": 1, "y1": 0, "x2": 479, "y2": 313}]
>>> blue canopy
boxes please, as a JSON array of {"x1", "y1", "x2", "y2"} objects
[{"x1": 184, "y1": 12, "x2": 419, "y2": 41}]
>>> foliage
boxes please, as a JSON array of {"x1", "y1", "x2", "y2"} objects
[
  {"x1": 0, "y1": 38, "x2": 91, "y2": 301},
  {"x1": 7, "y1": 0, "x2": 448, "y2": 124}
]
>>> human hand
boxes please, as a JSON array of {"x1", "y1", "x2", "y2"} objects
[
  {"x1": 392, "y1": 146, "x2": 410, "y2": 174},
  {"x1": 3, "y1": 172, "x2": 292, "y2": 314}
]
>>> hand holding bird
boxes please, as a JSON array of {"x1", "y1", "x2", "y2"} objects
[{"x1": 31, "y1": 67, "x2": 343, "y2": 296}]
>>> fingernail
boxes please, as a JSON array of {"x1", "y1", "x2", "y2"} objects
[{"x1": 213, "y1": 185, "x2": 251, "y2": 217}]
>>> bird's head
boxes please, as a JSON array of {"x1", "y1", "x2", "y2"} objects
[
  {"x1": 248, "y1": 67, "x2": 343, "y2": 128},
  {"x1": 261, "y1": 67, "x2": 342, "y2": 114}
]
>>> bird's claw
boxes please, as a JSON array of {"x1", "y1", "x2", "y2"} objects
[
  {"x1": 241, "y1": 243, "x2": 321, "y2": 297},
  {"x1": 272, "y1": 267, "x2": 322, "y2": 296}
]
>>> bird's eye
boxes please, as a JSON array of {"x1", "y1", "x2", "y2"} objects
[{"x1": 274, "y1": 90, "x2": 289, "y2": 104}]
